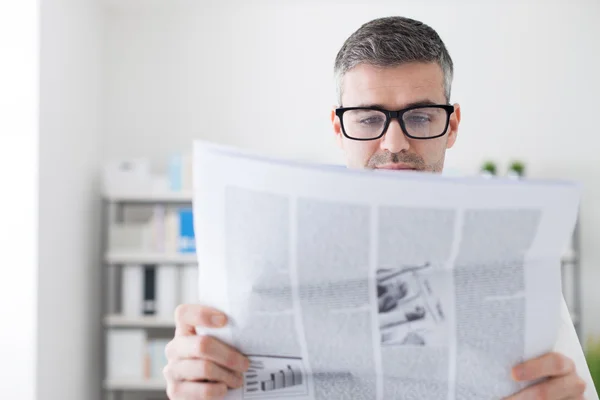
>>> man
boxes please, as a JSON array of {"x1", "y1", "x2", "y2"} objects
[{"x1": 163, "y1": 16, "x2": 596, "y2": 400}]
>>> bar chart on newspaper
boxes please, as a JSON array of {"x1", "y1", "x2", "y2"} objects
[{"x1": 242, "y1": 356, "x2": 308, "y2": 399}]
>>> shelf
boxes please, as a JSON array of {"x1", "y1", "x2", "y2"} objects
[
  {"x1": 104, "y1": 314, "x2": 175, "y2": 328},
  {"x1": 104, "y1": 189, "x2": 192, "y2": 203},
  {"x1": 104, "y1": 378, "x2": 166, "y2": 391},
  {"x1": 103, "y1": 0, "x2": 171, "y2": 13},
  {"x1": 105, "y1": 250, "x2": 197, "y2": 264}
]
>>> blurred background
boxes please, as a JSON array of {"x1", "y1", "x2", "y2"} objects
[{"x1": 1, "y1": 0, "x2": 599, "y2": 399}]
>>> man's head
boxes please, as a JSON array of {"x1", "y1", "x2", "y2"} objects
[{"x1": 331, "y1": 16, "x2": 461, "y2": 172}]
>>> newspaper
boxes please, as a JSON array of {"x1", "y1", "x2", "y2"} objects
[{"x1": 192, "y1": 141, "x2": 581, "y2": 400}]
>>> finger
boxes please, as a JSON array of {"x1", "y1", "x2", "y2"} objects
[
  {"x1": 512, "y1": 352, "x2": 575, "y2": 381},
  {"x1": 504, "y1": 373, "x2": 586, "y2": 400},
  {"x1": 174, "y1": 304, "x2": 228, "y2": 336},
  {"x1": 165, "y1": 335, "x2": 250, "y2": 373},
  {"x1": 164, "y1": 359, "x2": 243, "y2": 389},
  {"x1": 166, "y1": 380, "x2": 227, "y2": 400}
]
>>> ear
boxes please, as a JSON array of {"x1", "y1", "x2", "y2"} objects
[
  {"x1": 331, "y1": 106, "x2": 344, "y2": 149},
  {"x1": 446, "y1": 103, "x2": 461, "y2": 150}
]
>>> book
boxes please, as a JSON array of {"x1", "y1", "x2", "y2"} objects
[
  {"x1": 106, "y1": 329, "x2": 146, "y2": 380},
  {"x1": 156, "y1": 264, "x2": 178, "y2": 318},
  {"x1": 147, "y1": 338, "x2": 170, "y2": 379},
  {"x1": 178, "y1": 208, "x2": 195, "y2": 253},
  {"x1": 121, "y1": 264, "x2": 143, "y2": 317},
  {"x1": 180, "y1": 264, "x2": 199, "y2": 305}
]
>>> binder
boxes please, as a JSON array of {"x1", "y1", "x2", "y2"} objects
[
  {"x1": 106, "y1": 329, "x2": 146, "y2": 380},
  {"x1": 121, "y1": 264, "x2": 143, "y2": 317},
  {"x1": 180, "y1": 264, "x2": 199, "y2": 304},
  {"x1": 143, "y1": 265, "x2": 156, "y2": 315},
  {"x1": 157, "y1": 264, "x2": 178, "y2": 318}
]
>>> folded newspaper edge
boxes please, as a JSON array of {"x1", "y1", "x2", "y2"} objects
[{"x1": 192, "y1": 140, "x2": 582, "y2": 400}]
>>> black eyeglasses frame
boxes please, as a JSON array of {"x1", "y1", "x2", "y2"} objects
[{"x1": 335, "y1": 104, "x2": 455, "y2": 141}]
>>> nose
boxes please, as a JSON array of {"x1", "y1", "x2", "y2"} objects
[{"x1": 380, "y1": 119, "x2": 410, "y2": 153}]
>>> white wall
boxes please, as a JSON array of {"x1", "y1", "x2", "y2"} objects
[
  {"x1": 39, "y1": 1, "x2": 104, "y2": 399},
  {"x1": 103, "y1": 1, "x2": 600, "y2": 339},
  {"x1": 0, "y1": 2, "x2": 39, "y2": 399}
]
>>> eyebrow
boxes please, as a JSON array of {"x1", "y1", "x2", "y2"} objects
[{"x1": 352, "y1": 99, "x2": 441, "y2": 109}]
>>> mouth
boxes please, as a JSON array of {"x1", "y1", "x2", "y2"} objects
[{"x1": 374, "y1": 163, "x2": 417, "y2": 171}]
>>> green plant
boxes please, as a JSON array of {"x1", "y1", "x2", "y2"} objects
[
  {"x1": 481, "y1": 161, "x2": 497, "y2": 175},
  {"x1": 587, "y1": 336, "x2": 600, "y2": 393},
  {"x1": 509, "y1": 160, "x2": 526, "y2": 177}
]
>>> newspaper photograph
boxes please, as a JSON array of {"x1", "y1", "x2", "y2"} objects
[
  {"x1": 192, "y1": 141, "x2": 580, "y2": 400},
  {"x1": 377, "y1": 263, "x2": 448, "y2": 347}
]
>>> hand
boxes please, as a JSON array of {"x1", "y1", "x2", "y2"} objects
[
  {"x1": 163, "y1": 304, "x2": 250, "y2": 400},
  {"x1": 505, "y1": 352, "x2": 587, "y2": 399}
]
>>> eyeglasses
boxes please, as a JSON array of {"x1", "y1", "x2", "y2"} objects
[{"x1": 335, "y1": 104, "x2": 455, "y2": 141}]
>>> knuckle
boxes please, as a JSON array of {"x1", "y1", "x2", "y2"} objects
[
  {"x1": 175, "y1": 304, "x2": 189, "y2": 322},
  {"x1": 164, "y1": 340, "x2": 175, "y2": 359},
  {"x1": 165, "y1": 338, "x2": 185, "y2": 360},
  {"x1": 562, "y1": 358, "x2": 574, "y2": 372},
  {"x1": 550, "y1": 353, "x2": 564, "y2": 372},
  {"x1": 200, "y1": 383, "x2": 226, "y2": 399},
  {"x1": 198, "y1": 359, "x2": 213, "y2": 379},
  {"x1": 226, "y1": 351, "x2": 240, "y2": 369},
  {"x1": 196, "y1": 335, "x2": 212, "y2": 357},
  {"x1": 552, "y1": 352, "x2": 573, "y2": 373},
  {"x1": 162, "y1": 364, "x2": 172, "y2": 380},
  {"x1": 198, "y1": 384, "x2": 212, "y2": 399},
  {"x1": 531, "y1": 383, "x2": 548, "y2": 400},
  {"x1": 166, "y1": 381, "x2": 181, "y2": 399},
  {"x1": 163, "y1": 361, "x2": 183, "y2": 382}
]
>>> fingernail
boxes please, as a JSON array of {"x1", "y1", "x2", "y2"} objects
[
  {"x1": 239, "y1": 357, "x2": 250, "y2": 372},
  {"x1": 234, "y1": 373, "x2": 244, "y2": 388},
  {"x1": 561, "y1": 359, "x2": 574, "y2": 374},
  {"x1": 512, "y1": 366, "x2": 525, "y2": 381},
  {"x1": 211, "y1": 314, "x2": 226, "y2": 327},
  {"x1": 217, "y1": 384, "x2": 228, "y2": 396}
]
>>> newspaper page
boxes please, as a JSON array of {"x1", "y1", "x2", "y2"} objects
[{"x1": 192, "y1": 141, "x2": 580, "y2": 400}]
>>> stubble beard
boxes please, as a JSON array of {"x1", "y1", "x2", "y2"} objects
[{"x1": 366, "y1": 150, "x2": 444, "y2": 173}]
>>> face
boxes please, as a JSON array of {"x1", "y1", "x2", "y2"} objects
[{"x1": 331, "y1": 62, "x2": 461, "y2": 172}]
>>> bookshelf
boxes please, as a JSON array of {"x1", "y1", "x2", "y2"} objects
[
  {"x1": 104, "y1": 315, "x2": 176, "y2": 329},
  {"x1": 104, "y1": 190, "x2": 193, "y2": 204},
  {"x1": 104, "y1": 378, "x2": 167, "y2": 391},
  {"x1": 101, "y1": 189, "x2": 195, "y2": 400},
  {"x1": 105, "y1": 250, "x2": 197, "y2": 265}
]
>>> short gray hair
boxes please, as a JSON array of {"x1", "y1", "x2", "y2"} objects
[{"x1": 334, "y1": 16, "x2": 454, "y2": 105}]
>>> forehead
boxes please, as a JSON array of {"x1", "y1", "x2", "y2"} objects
[{"x1": 341, "y1": 62, "x2": 446, "y2": 108}]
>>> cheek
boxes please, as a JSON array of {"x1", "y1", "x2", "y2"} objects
[
  {"x1": 411, "y1": 139, "x2": 447, "y2": 163},
  {"x1": 343, "y1": 138, "x2": 379, "y2": 168}
]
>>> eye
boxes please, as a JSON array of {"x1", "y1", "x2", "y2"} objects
[
  {"x1": 360, "y1": 116, "x2": 385, "y2": 125},
  {"x1": 405, "y1": 114, "x2": 431, "y2": 124}
]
